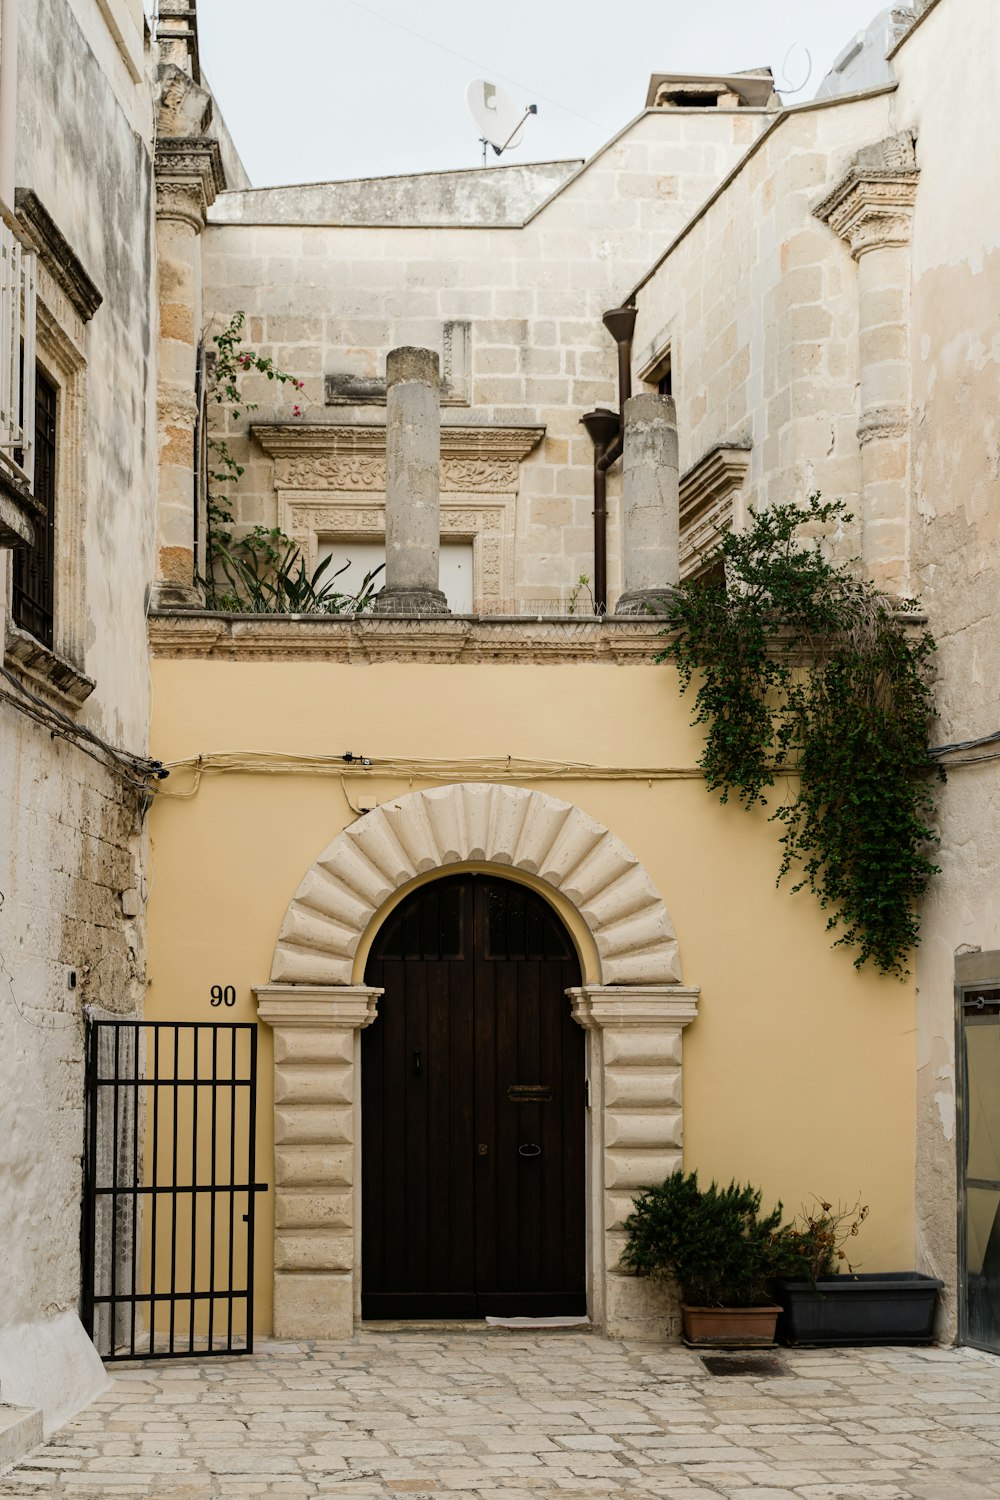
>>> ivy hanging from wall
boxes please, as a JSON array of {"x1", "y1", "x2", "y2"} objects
[{"x1": 659, "y1": 496, "x2": 943, "y2": 977}]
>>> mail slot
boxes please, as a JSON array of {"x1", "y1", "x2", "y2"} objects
[{"x1": 507, "y1": 1083, "x2": 554, "y2": 1103}]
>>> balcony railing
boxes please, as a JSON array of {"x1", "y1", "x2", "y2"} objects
[{"x1": 0, "y1": 210, "x2": 36, "y2": 491}]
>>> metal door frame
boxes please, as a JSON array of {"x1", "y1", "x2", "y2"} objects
[{"x1": 955, "y1": 949, "x2": 1000, "y2": 1352}]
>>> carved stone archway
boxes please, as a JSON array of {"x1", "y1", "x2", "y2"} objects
[{"x1": 256, "y1": 783, "x2": 699, "y2": 1341}]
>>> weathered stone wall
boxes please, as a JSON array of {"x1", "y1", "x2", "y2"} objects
[
  {"x1": 890, "y1": 0, "x2": 1000, "y2": 1336},
  {"x1": 0, "y1": 0, "x2": 156, "y2": 1424},
  {"x1": 631, "y1": 90, "x2": 899, "y2": 567},
  {"x1": 201, "y1": 107, "x2": 771, "y2": 608}
]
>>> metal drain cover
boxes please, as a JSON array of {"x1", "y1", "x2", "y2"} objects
[{"x1": 700, "y1": 1352, "x2": 786, "y2": 1377}]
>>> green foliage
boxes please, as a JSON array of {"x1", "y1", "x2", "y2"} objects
[
  {"x1": 212, "y1": 537, "x2": 383, "y2": 615},
  {"x1": 620, "y1": 1170, "x2": 785, "y2": 1307},
  {"x1": 659, "y1": 495, "x2": 942, "y2": 976},
  {"x1": 200, "y1": 313, "x2": 380, "y2": 615}
]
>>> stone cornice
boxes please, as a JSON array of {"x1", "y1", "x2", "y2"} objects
[
  {"x1": 679, "y1": 443, "x2": 751, "y2": 528},
  {"x1": 155, "y1": 137, "x2": 225, "y2": 228},
  {"x1": 255, "y1": 985, "x2": 383, "y2": 1031},
  {"x1": 567, "y1": 985, "x2": 700, "y2": 1030},
  {"x1": 814, "y1": 135, "x2": 919, "y2": 258},
  {"x1": 13, "y1": 191, "x2": 103, "y2": 324},
  {"x1": 252, "y1": 421, "x2": 546, "y2": 494},
  {"x1": 148, "y1": 612, "x2": 671, "y2": 664}
]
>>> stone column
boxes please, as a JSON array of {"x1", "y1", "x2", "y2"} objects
[
  {"x1": 569, "y1": 985, "x2": 699, "y2": 1340},
  {"x1": 616, "y1": 392, "x2": 680, "y2": 615},
  {"x1": 151, "y1": 12, "x2": 224, "y2": 609},
  {"x1": 255, "y1": 984, "x2": 382, "y2": 1339},
  {"x1": 152, "y1": 138, "x2": 222, "y2": 609},
  {"x1": 814, "y1": 136, "x2": 919, "y2": 595},
  {"x1": 373, "y1": 346, "x2": 449, "y2": 615}
]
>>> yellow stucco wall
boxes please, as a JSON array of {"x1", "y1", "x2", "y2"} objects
[{"x1": 147, "y1": 658, "x2": 916, "y2": 1333}]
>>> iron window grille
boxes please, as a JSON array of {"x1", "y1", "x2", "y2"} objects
[{"x1": 12, "y1": 367, "x2": 56, "y2": 646}]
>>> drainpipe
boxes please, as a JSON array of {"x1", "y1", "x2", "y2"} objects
[
  {"x1": 579, "y1": 306, "x2": 637, "y2": 612},
  {"x1": 0, "y1": 0, "x2": 18, "y2": 212},
  {"x1": 580, "y1": 407, "x2": 620, "y2": 612}
]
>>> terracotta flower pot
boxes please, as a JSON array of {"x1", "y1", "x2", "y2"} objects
[{"x1": 681, "y1": 1303, "x2": 781, "y2": 1346}]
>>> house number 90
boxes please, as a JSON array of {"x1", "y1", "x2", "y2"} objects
[{"x1": 210, "y1": 985, "x2": 237, "y2": 1007}]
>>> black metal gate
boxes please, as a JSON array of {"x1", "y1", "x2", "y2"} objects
[{"x1": 82, "y1": 1019, "x2": 265, "y2": 1361}]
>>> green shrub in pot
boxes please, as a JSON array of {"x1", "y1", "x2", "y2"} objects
[{"x1": 620, "y1": 1170, "x2": 784, "y2": 1307}]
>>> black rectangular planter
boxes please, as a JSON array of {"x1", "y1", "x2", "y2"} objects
[{"x1": 776, "y1": 1272, "x2": 943, "y2": 1346}]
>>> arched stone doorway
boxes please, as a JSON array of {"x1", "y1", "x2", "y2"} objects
[{"x1": 255, "y1": 783, "x2": 699, "y2": 1341}]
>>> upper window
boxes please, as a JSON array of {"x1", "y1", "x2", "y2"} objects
[{"x1": 12, "y1": 367, "x2": 56, "y2": 647}]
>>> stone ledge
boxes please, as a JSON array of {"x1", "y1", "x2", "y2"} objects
[
  {"x1": 0, "y1": 1404, "x2": 44, "y2": 1474},
  {"x1": 4, "y1": 625, "x2": 95, "y2": 709},
  {"x1": 148, "y1": 612, "x2": 671, "y2": 663}
]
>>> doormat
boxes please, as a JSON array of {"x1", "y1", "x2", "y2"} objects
[
  {"x1": 485, "y1": 1316, "x2": 591, "y2": 1329},
  {"x1": 700, "y1": 1352, "x2": 787, "y2": 1377}
]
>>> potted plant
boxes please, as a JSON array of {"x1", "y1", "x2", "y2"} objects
[
  {"x1": 772, "y1": 1199, "x2": 943, "y2": 1345},
  {"x1": 620, "y1": 1171, "x2": 784, "y2": 1345}
]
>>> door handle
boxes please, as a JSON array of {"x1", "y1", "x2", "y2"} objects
[
  {"x1": 518, "y1": 1143, "x2": 542, "y2": 1158},
  {"x1": 413, "y1": 1048, "x2": 421, "y2": 1076}
]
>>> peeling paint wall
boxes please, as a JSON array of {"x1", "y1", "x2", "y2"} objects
[
  {"x1": 0, "y1": 0, "x2": 156, "y2": 1421},
  {"x1": 891, "y1": 0, "x2": 1000, "y2": 1337}
]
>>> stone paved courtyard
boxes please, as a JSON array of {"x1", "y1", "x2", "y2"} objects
[{"x1": 2, "y1": 1330, "x2": 1000, "y2": 1499}]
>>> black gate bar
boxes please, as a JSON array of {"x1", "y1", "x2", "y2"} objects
[{"x1": 82, "y1": 1019, "x2": 267, "y2": 1361}]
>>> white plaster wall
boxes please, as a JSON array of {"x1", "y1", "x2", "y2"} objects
[
  {"x1": 0, "y1": 0, "x2": 156, "y2": 1424},
  {"x1": 202, "y1": 107, "x2": 770, "y2": 608},
  {"x1": 890, "y1": 0, "x2": 1000, "y2": 1332}
]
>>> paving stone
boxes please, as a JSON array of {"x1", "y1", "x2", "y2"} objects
[{"x1": 2, "y1": 1337, "x2": 1000, "y2": 1498}]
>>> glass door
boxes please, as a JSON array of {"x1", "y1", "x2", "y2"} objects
[{"x1": 960, "y1": 984, "x2": 1000, "y2": 1352}]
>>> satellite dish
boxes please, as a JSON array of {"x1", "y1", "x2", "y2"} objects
[{"x1": 466, "y1": 79, "x2": 535, "y2": 155}]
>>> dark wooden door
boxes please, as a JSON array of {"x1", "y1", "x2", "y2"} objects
[{"x1": 362, "y1": 873, "x2": 585, "y2": 1319}]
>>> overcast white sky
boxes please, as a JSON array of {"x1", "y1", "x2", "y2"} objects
[{"x1": 197, "y1": 0, "x2": 895, "y2": 188}]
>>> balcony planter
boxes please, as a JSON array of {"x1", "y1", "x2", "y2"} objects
[
  {"x1": 682, "y1": 1303, "x2": 781, "y2": 1347},
  {"x1": 776, "y1": 1272, "x2": 943, "y2": 1346}
]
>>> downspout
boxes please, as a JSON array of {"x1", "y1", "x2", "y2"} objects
[
  {"x1": 579, "y1": 305, "x2": 637, "y2": 613},
  {"x1": 0, "y1": 0, "x2": 18, "y2": 211}
]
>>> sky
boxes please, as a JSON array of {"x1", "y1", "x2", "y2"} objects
[{"x1": 196, "y1": 0, "x2": 896, "y2": 188}]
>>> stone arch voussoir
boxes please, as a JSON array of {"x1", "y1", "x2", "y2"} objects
[{"x1": 270, "y1": 782, "x2": 682, "y2": 986}]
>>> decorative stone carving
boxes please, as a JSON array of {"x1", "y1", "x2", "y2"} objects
[
  {"x1": 270, "y1": 782, "x2": 683, "y2": 988},
  {"x1": 147, "y1": 613, "x2": 671, "y2": 664},
  {"x1": 154, "y1": 139, "x2": 226, "y2": 230},
  {"x1": 857, "y1": 403, "x2": 909, "y2": 446},
  {"x1": 679, "y1": 443, "x2": 751, "y2": 580},
  {"x1": 253, "y1": 422, "x2": 543, "y2": 496},
  {"x1": 813, "y1": 134, "x2": 919, "y2": 258}
]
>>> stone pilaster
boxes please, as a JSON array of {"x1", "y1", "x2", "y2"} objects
[
  {"x1": 568, "y1": 984, "x2": 698, "y2": 1339},
  {"x1": 616, "y1": 393, "x2": 679, "y2": 615},
  {"x1": 373, "y1": 346, "x2": 449, "y2": 615},
  {"x1": 254, "y1": 985, "x2": 381, "y2": 1339},
  {"x1": 151, "y1": 49, "x2": 225, "y2": 609},
  {"x1": 815, "y1": 135, "x2": 919, "y2": 594}
]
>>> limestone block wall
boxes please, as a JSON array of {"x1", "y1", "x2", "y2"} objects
[
  {"x1": 201, "y1": 107, "x2": 770, "y2": 608},
  {"x1": 631, "y1": 90, "x2": 899, "y2": 564},
  {"x1": 0, "y1": 0, "x2": 157, "y2": 1424}
]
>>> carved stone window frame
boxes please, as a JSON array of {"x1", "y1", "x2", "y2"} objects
[
  {"x1": 4, "y1": 202, "x2": 99, "y2": 708},
  {"x1": 679, "y1": 443, "x2": 751, "y2": 581},
  {"x1": 252, "y1": 422, "x2": 545, "y2": 614}
]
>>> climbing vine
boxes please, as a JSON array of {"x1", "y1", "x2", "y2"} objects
[
  {"x1": 201, "y1": 312, "x2": 382, "y2": 613},
  {"x1": 659, "y1": 495, "x2": 942, "y2": 976}
]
